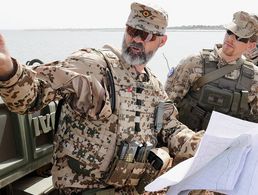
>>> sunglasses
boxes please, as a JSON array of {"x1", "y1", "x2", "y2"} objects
[
  {"x1": 226, "y1": 30, "x2": 249, "y2": 43},
  {"x1": 126, "y1": 25, "x2": 161, "y2": 42}
]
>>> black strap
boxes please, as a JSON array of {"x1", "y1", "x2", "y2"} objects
[
  {"x1": 97, "y1": 49, "x2": 116, "y2": 113},
  {"x1": 54, "y1": 99, "x2": 65, "y2": 134}
]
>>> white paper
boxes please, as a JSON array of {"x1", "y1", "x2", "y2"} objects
[
  {"x1": 167, "y1": 135, "x2": 251, "y2": 195},
  {"x1": 224, "y1": 134, "x2": 258, "y2": 195},
  {"x1": 145, "y1": 111, "x2": 258, "y2": 195}
]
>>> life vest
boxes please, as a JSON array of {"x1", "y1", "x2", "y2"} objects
[{"x1": 177, "y1": 49, "x2": 255, "y2": 131}]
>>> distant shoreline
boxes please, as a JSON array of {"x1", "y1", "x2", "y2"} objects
[{"x1": 1, "y1": 25, "x2": 225, "y2": 31}]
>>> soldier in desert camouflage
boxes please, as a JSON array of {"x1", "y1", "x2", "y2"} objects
[
  {"x1": 0, "y1": 1, "x2": 203, "y2": 195},
  {"x1": 165, "y1": 11, "x2": 258, "y2": 132}
]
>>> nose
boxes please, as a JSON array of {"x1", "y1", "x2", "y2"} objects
[
  {"x1": 132, "y1": 35, "x2": 144, "y2": 43},
  {"x1": 226, "y1": 34, "x2": 236, "y2": 43}
]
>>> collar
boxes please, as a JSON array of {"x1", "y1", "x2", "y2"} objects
[{"x1": 129, "y1": 65, "x2": 150, "y2": 82}]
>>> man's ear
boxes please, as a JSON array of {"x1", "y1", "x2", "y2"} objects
[
  {"x1": 248, "y1": 41, "x2": 257, "y2": 50},
  {"x1": 159, "y1": 35, "x2": 167, "y2": 47}
]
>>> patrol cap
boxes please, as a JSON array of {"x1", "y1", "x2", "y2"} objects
[
  {"x1": 126, "y1": 2, "x2": 168, "y2": 35},
  {"x1": 224, "y1": 11, "x2": 258, "y2": 38}
]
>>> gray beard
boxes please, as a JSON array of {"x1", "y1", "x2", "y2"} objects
[{"x1": 121, "y1": 38, "x2": 155, "y2": 66}]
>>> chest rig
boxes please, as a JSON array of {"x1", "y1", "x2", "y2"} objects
[
  {"x1": 177, "y1": 50, "x2": 254, "y2": 131},
  {"x1": 56, "y1": 46, "x2": 167, "y2": 189},
  {"x1": 97, "y1": 47, "x2": 171, "y2": 191},
  {"x1": 100, "y1": 46, "x2": 165, "y2": 144}
]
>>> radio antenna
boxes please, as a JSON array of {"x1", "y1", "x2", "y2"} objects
[{"x1": 162, "y1": 53, "x2": 170, "y2": 71}]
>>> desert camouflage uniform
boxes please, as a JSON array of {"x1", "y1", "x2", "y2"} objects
[
  {"x1": 0, "y1": 44, "x2": 203, "y2": 194},
  {"x1": 165, "y1": 44, "x2": 258, "y2": 121},
  {"x1": 165, "y1": 11, "x2": 258, "y2": 130},
  {"x1": 164, "y1": 10, "x2": 258, "y2": 195},
  {"x1": 165, "y1": 44, "x2": 258, "y2": 195}
]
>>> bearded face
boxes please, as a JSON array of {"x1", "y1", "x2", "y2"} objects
[{"x1": 121, "y1": 38, "x2": 156, "y2": 66}]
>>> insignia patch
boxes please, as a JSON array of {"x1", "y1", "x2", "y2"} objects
[{"x1": 140, "y1": 10, "x2": 152, "y2": 18}]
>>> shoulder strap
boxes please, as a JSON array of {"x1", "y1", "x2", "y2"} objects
[
  {"x1": 97, "y1": 49, "x2": 116, "y2": 113},
  {"x1": 243, "y1": 59, "x2": 255, "y2": 67},
  {"x1": 192, "y1": 58, "x2": 244, "y2": 91},
  {"x1": 54, "y1": 99, "x2": 65, "y2": 134}
]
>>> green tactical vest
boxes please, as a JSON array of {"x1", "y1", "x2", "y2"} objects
[{"x1": 177, "y1": 50, "x2": 255, "y2": 131}]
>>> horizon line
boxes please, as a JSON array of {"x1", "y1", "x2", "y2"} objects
[{"x1": 0, "y1": 25, "x2": 224, "y2": 31}]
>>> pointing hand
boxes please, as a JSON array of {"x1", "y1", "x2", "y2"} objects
[{"x1": 0, "y1": 33, "x2": 14, "y2": 79}]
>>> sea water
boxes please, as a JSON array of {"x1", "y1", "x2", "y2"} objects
[{"x1": 1, "y1": 29, "x2": 224, "y2": 84}]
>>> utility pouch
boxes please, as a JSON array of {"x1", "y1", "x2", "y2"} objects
[
  {"x1": 154, "y1": 100, "x2": 175, "y2": 133},
  {"x1": 125, "y1": 162, "x2": 146, "y2": 186},
  {"x1": 135, "y1": 163, "x2": 160, "y2": 194},
  {"x1": 136, "y1": 147, "x2": 173, "y2": 194},
  {"x1": 105, "y1": 157, "x2": 146, "y2": 187},
  {"x1": 199, "y1": 85, "x2": 233, "y2": 113},
  {"x1": 178, "y1": 98, "x2": 205, "y2": 131},
  {"x1": 239, "y1": 90, "x2": 249, "y2": 114},
  {"x1": 231, "y1": 92, "x2": 241, "y2": 114},
  {"x1": 236, "y1": 64, "x2": 254, "y2": 90}
]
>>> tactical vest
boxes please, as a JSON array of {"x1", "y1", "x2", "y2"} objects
[
  {"x1": 177, "y1": 50, "x2": 255, "y2": 131},
  {"x1": 54, "y1": 45, "x2": 167, "y2": 189}
]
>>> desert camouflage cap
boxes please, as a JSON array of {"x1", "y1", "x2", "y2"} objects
[
  {"x1": 126, "y1": 2, "x2": 168, "y2": 35},
  {"x1": 224, "y1": 11, "x2": 258, "y2": 38}
]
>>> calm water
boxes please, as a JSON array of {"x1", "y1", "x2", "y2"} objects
[{"x1": 1, "y1": 29, "x2": 225, "y2": 84}]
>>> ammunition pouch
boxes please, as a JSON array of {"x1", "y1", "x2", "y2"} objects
[
  {"x1": 105, "y1": 157, "x2": 146, "y2": 187},
  {"x1": 199, "y1": 85, "x2": 250, "y2": 122},
  {"x1": 178, "y1": 95, "x2": 211, "y2": 131},
  {"x1": 199, "y1": 85, "x2": 233, "y2": 113},
  {"x1": 136, "y1": 147, "x2": 173, "y2": 194},
  {"x1": 154, "y1": 100, "x2": 175, "y2": 133},
  {"x1": 105, "y1": 147, "x2": 172, "y2": 194},
  {"x1": 135, "y1": 163, "x2": 160, "y2": 194},
  {"x1": 236, "y1": 64, "x2": 254, "y2": 90},
  {"x1": 178, "y1": 84, "x2": 250, "y2": 131}
]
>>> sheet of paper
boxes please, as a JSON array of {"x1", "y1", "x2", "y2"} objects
[
  {"x1": 167, "y1": 135, "x2": 251, "y2": 195},
  {"x1": 145, "y1": 111, "x2": 258, "y2": 194},
  {"x1": 145, "y1": 135, "x2": 237, "y2": 191},
  {"x1": 206, "y1": 112, "x2": 258, "y2": 137},
  {"x1": 223, "y1": 134, "x2": 258, "y2": 195}
]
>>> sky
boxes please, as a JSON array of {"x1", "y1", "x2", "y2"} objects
[{"x1": 0, "y1": 0, "x2": 258, "y2": 29}]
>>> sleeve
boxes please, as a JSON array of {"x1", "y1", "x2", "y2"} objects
[
  {"x1": 0, "y1": 49, "x2": 111, "y2": 118},
  {"x1": 164, "y1": 55, "x2": 203, "y2": 103},
  {"x1": 157, "y1": 102, "x2": 204, "y2": 166},
  {"x1": 249, "y1": 65, "x2": 258, "y2": 121}
]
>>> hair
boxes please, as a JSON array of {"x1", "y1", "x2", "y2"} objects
[{"x1": 249, "y1": 34, "x2": 258, "y2": 43}]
